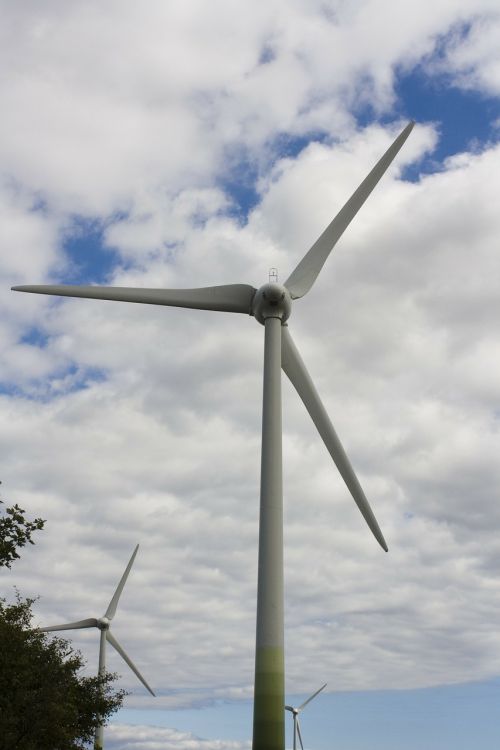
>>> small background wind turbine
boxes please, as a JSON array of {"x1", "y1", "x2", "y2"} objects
[
  {"x1": 15, "y1": 120, "x2": 414, "y2": 750},
  {"x1": 285, "y1": 683, "x2": 327, "y2": 750},
  {"x1": 37, "y1": 544, "x2": 154, "y2": 749}
]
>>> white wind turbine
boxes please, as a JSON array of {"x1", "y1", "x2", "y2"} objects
[
  {"x1": 285, "y1": 683, "x2": 327, "y2": 750},
  {"x1": 37, "y1": 545, "x2": 154, "y2": 749},
  {"x1": 14, "y1": 120, "x2": 414, "y2": 750}
]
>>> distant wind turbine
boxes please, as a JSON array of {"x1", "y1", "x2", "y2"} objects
[
  {"x1": 285, "y1": 683, "x2": 327, "y2": 750},
  {"x1": 37, "y1": 544, "x2": 154, "y2": 749},
  {"x1": 14, "y1": 120, "x2": 414, "y2": 750}
]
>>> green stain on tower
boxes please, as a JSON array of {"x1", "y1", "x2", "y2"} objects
[{"x1": 252, "y1": 646, "x2": 285, "y2": 750}]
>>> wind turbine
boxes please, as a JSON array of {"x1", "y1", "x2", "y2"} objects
[
  {"x1": 285, "y1": 683, "x2": 327, "y2": 750},
  {"x1": 37, "y1": 544, "x2": 154, "y2": 749},
  {"x1": 14, "y1": 120, "x2": 414, "y2": 750}
]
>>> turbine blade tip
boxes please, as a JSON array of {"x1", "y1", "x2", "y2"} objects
[{"x1": 379, "y1": 536, "x2": 389, "y2": 553}]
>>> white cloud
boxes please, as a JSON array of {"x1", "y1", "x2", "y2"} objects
[
  {"x1": 106, "y1": 723, "x2": 250, "y2": 750},
  {"x1": 426, "y1": 12, "x2": 500, "y2": 95},
  {"x1": 0, "y1": 0, "x2": 497, "y2": 223}
]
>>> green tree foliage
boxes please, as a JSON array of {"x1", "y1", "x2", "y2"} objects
[
  {"x1": 0, "y1": 483, "x2": 45, "y2": 568},
  {"x1": 0, "y1": 595, "x2": 126, "y2": 749}
]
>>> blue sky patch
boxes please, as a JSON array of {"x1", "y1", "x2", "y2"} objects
[
  {"x1": 20, "y1": 326, "x2": 49, "y2": 348},
  {"x1": 61, "y1": 217, "x2": 122, "y2": 285},
  {"x1": 395, "y1": 67, "x2": 500, "y2": 166},
  {"x1": 258, "y1": 43, "x2": 276, "y2": 65},
  {"x1": 217, "y1": 147, "x2": 260, "y2": 222},
  {"x1": 116, "y1": 677, "x2": 500, "y2": 749},
  {"x1": 0, "y1": 362, "x2": 107, "y2": 401}
]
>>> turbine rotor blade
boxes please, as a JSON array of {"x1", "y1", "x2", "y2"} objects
[
  {"x1": 105, "y1": 545, "x2": 139, "y2": 621},
  {"x1": 298, "y1": 682, "x2": 327, "y2": 712},
  {"x1": 106, "y1": 630, "x2": 155, "y2": 696},
  {"x1": 282, "y1": 326, "x2": 388, "y2": 551},
  {"x1": 284, "y1": 121, "x2": 415, "y2": 299},
  {"x1": 11, "y1": 283, "x2": 256, "y2": 315},
  {"x1": 296, "y1": 718, "x2": 305, "y2": 750},
  {"x1": 37, "y1": 618, "x2": 98, "y2": 632}
]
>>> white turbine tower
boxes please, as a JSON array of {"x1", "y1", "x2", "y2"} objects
[
  {"x1": 37, "y1": 545, "x2": 154, "y2": 749},
  {"x1": 14, "y1": 120, "x2": 414, "y2": 750},
  {"x1": 285, "y1": 683, "x2": 327, "y2": 750}
]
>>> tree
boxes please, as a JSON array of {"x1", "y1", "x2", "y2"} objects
[
  {"x1": 0, "y1": 595, "x2": 126, "y2": 750},
  {"x1": 0, "y1": 482, "x2": 45, "y2": 568}
]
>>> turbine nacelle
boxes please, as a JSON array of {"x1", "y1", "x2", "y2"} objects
[
  {"x1": 252, "y1": 282, "x2": 292, "y2": 325},
  {"x1": 97, "y1": 616, "x2": 111, "y2": 630}
]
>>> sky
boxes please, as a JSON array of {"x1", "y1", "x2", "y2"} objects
[{"x1": 1, "y1": 1, "x2": 500, "y2": 748}]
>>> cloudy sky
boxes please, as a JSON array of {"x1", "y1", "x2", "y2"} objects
[{"x1": 1, "y1": 1, "x2": 500, "y2": 748}]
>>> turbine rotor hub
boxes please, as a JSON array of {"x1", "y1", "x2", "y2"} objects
[
  {"x1": 252, "y1": 282, "x2": 292, "y2": 325},
  {"x1": 97, "y1": 617, "x2": 110, "y2": 630}
]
